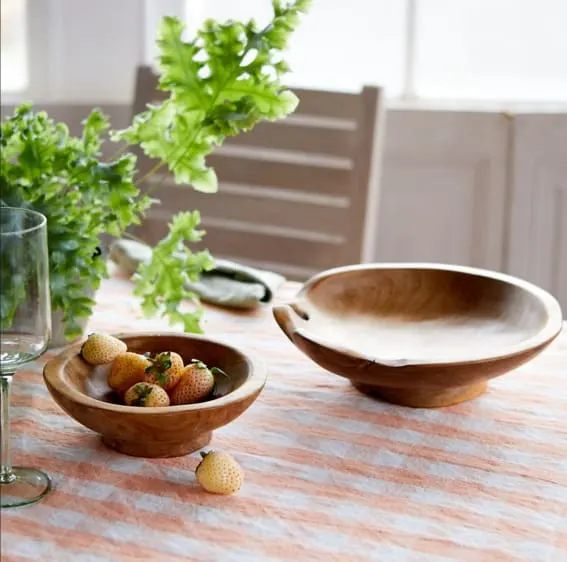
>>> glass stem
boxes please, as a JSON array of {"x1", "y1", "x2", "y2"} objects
[{"x1": 0, "y1": 374, "x2": 16, "y2": 484}]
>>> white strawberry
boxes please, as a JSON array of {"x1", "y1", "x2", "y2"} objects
[
  {"x1": 170, "y1": 360, "x2": 216, "y2": 405},
  {"x1": 195, "y1": 451, "x2": 244, "y2": 495}
]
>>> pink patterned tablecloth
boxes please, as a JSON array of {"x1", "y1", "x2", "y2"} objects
[{"x1": 1, "y1": 273, "x2": 566, "y2": 562}]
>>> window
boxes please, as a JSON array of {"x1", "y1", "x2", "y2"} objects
[
  {"x1": 3, "y1": 1, "x2": 565, "y2": 105},
  {"x1": 186, "y1": 0, "x2": 408, "y2": 96},
  {"x1": 186, "y1": 0, "x2": 567, "y2": 103},
  {"x1": 413, "y1": 0, "x2": 567, "y2": 102},
  {"x1": 1, "y1": 0, "x2": 28, "y2": 93}
]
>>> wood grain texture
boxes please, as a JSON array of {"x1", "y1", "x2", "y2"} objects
[
  {"x1": 145, "y1": 183, "x2": 348, "y2": 235},
  {"x1": 130, "y1": 66, "x2": 386, "y2": 280},
  {"x1": 43, "y1": 333, "x2": 267, "y2": 458},
  {"x1": 273, "y1": 263, "x2": 563, "y2": 408}
]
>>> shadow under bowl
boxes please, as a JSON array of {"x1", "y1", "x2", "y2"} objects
[{"x1": 43, "y1": 332, "x2": 266, "y2": 457}]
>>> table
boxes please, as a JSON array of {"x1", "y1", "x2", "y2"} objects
[{"x1": 2, "y1": 274, "x2": 567, "y2": 562}]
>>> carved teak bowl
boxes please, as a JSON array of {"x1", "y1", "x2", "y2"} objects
[
  {"x1": 43, "y1": 333, "x2": 266, "y2": 458},
  {"x1": 273, "y1": 263, "x2": 563, "y2": 408}
]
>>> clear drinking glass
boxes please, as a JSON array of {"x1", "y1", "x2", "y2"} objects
[{"x1": 0, "y1": 206, "x2": 52, "y2": 508}]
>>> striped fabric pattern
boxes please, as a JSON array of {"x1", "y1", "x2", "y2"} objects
[{"x1": 2, "y1": 274, "x2": 566, "y2": 562}]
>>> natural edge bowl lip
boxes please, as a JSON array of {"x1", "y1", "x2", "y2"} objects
[
  {"x1": 283, "y1": 261, "x2": 564, "y2": 367},
  {"x1": 43, "y1": 331, "x2": 267, "y2": 414}
]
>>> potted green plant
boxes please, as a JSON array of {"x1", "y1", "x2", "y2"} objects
[{"x1": 0, "y1": 0, "x2": 311, "y2": 346}]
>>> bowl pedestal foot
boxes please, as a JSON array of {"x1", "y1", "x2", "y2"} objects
[
  {"x1": 102, "y1": 431, "x2": 213, "y2": 458},
  {"x1": 351, "y1": 381, "x2": 488, "y2": 408}
]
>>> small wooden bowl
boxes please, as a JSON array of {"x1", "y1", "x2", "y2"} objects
[
  {"x1": 273, "y1": 263, "x2": 563, "y2": 408},
  {"x1": 43, "y1": 332, "x2": 266, "y2": 458}
]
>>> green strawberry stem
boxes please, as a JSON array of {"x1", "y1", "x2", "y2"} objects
[
  {"x1": 146, "y1": 352, "x2": 173, "y2": 386},
  {"x1": 134, "y1": 383, "x2": 153, "y2": 406},
  {"x1": 154, "y1": 352, "x2": 173, "y2": 371},
  {"x1": 210, "y1": 367, "x2": 229, "y2": 379}
]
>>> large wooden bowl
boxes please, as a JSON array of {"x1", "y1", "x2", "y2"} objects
[
  {"x1": 273, "y1": 263, "x2": 563, "y2": 408},
  {"x1": 43, "y1": 333, "x2": 266, "y2": 458}
]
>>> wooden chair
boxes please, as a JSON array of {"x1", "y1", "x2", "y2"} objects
[{"x1": 131, "y1": 66, "x2": 386, "y2": 280}]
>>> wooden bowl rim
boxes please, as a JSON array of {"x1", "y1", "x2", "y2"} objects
[
  {"x1": 277, "y1": 262, "x2": 563, "y2": 367},
  {"x1": 43, "y1": 331, "x2": 267, "y2": 414}
]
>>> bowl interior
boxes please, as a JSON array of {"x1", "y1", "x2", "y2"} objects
[
  {"x1": 63, "y1": 334, "x2": 252, "y2": 405},
  {"x1": 299, "y1": 267, "x2": 553, "y2": 363}
]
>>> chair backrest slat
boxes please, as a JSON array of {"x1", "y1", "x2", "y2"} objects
[{"x1": 131, "y1": 66, "x2": 385, "y2": 280}]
